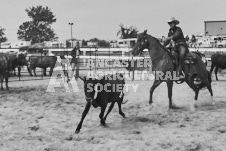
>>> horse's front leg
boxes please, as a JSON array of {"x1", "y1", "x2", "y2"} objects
[
  {"x1": 166, "y1": 80, "x2": 178, "y2": 109},
  {"x1": 149, "y1": 79, "x2": 162, "y2": 105}
]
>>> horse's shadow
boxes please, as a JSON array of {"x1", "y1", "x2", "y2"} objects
[
  {"x1": 119, "y1": 110, "x2": 182, "y2": 127},
  {"x1": 78, "y1": 101, "x2": 226, "y2": 134},
  {"x1": 119, "y1": 101, "x2": 226, "y2": 127},
  {"x1": 197, "y1": 101, "x2": 226, "y2": 111}
]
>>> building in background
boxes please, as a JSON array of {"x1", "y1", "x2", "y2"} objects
[
  {"x1": 44, "y1": 41, "x2": 66, "y2": 48},
  {"x1": 66, "y1": 39, "x2": 82, "y2": 48},
  {"x1": 0, "y1": 41, "x2": 31, "y2": 48},
  {"x1": 87, "y1": 41, "x2": 98, "y2": 47},
  {"x1": 117, "y1": 38, "x2": 137, "y2": 48},
  {"x1": 205, "y1": 20, "x2": 226, "y2": 36},
  {"x1": 110, "y1": 41, "x2": 117, "y2": 48}
]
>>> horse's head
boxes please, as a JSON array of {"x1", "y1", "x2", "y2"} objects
[{"x1": 132, "y1": 30, "x2": 149, "y2": 56}]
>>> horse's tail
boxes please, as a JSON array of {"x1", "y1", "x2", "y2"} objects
[
  {"x1": 209, "y1": 53, "x2": 219, "y2": 74},
  {"x1": 207, "y1": 70, "x2": 212, "y2": 84},
  {"x1": 197, "y1": 70, "x2": 212, "y2": 90},
  {"x1": 209, "y1": 60, "x2": 215, "y2": 74},
  {"x1": 194, "y1": 54, "x2": 212, "y2": 90}
]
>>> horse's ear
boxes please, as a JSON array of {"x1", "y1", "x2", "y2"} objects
[{"x1": 144, "y1": 30, "x2": 147, "y2": 35}]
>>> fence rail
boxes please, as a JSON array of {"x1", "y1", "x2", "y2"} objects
[{"x1": 2, "y1": 47, "x2": 226, "y2": 82}]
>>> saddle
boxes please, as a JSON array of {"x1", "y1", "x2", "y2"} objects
[
  {"x1": 184, "y1": 52, "x2": 197, "y2": 64},
  {"x1": 171, "y1": 51, "x2": 197, "y2": 65}
]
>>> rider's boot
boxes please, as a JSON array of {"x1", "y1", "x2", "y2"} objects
[
  {"x1": 177, "y1": 66, "x2": 185, "y2": 80},
  {"x1": 178, "y1": 46, "x2": 187, "y2": 80}
]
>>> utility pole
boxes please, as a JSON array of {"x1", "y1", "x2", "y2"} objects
[{"x1": 68, "y1": 22, "x2": 74, "y2": 47}]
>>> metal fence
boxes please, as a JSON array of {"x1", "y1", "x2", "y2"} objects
[
  {"x1": 6, "y1": 48, "x2": 151, "y2": 82},
  {"x1": 2, "y1": 46, "x2": 226, "y2": 82}
]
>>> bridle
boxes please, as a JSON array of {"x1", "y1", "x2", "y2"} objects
[{"x1": 137, "y1": 35, "x2": 149, "y2": 56}]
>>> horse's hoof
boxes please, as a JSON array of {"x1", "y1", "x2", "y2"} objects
[
  {"x1": 75, "y1": 130, "x2": 80, "y2": 134},
  {"x1": 100, "y1": 120, "x2": 106, "y2": 126},
  {"x1": 102, "y1": 124, "x2": 108, "y2": 128},
  {"x1": 149, "y1": 100, "x2": 153, "y2": 105},
  {"x1": 100, "y1": 122, "x2": 107, "y2": 127}
]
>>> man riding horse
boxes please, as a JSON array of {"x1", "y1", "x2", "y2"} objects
[{"x1": 163, "y1": 17, "x2": 188, "y2": 79}]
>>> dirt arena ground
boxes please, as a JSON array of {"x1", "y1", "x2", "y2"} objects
[{"x1": 0, "y1": 73, "x2": 226, "y2": 151}]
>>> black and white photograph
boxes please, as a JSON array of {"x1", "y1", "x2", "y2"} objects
[{"x1": 0, "y1": 0, "x2": 226, "y2": 150}]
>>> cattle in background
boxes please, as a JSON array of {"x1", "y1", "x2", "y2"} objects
[
  {"x1": 28, "y1": 56, "x2": 57, "y2": 76},
  {"x1": 210, "y1": 53, "x2": 226, "y2": 80},
  {"x1": 75, "y1": 73, "x2": 126, "y2": 133},
  {"x1": 0, "y1": 54, "x2": 9, "y2": 90},
  {"x1": 7, "y1": 52, "x2": 29, "y2": 77}
]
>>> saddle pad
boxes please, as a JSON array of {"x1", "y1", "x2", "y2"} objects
[
  {"x1": 185, "y1": 59, "x2": 194, "y2": 64},
  {"x1": 184, "y1": 52, "x2": 196, "y2": 64},
  {"x1": 185, "y1": 52, "x2": 196, "y2": 60},
  {"x1": 171, "y1": 51, "x2": 196, "y2": 64}
]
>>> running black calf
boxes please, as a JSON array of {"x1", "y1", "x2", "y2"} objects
[{"x1": 75, "y1": 73, "x2": 126, "y2": 133}]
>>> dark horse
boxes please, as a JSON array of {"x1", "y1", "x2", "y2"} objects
[
  {"x1": 132, "y1": 30, "x2": 215, "y2": 112},
  {"x1": 209, "y1": 53, "x2": 226, "y2": 81},
  {"x1": 193, "y1": 50, "x2": 207, "y2": 66}
]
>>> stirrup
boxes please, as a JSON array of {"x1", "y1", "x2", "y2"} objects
[{"x1": 178, "y1": 71, "x2": 185, "y2": 79}]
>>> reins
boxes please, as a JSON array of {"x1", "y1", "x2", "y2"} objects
[{"x1": 145, "y1": 35, "x2": 186, "y2": 83}]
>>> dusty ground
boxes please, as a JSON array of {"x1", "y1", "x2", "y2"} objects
[{"x1": 0, "y1": 73, "x2": 226, "y2": 151}]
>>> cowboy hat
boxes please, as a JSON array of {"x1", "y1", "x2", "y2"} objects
[{"x1": 167, "y1": 17, "x2": 179, "y2": 25}]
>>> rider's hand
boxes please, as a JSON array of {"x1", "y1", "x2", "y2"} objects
[{"x1": 165, "y1": 36, "x2": 173, "y2": 42}]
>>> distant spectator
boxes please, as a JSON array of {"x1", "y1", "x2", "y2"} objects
[
  {"x1": 70, "y1": 45, "x2": 80, "y2": 79},
  {"x1": 161, "y1": 36, "x2": 165, "y2": 45},
  {"x1": 190, "y1": 35, "x2": 196, "y2": 47},
  {"x1": 59, "y1": 53, "x2": 70, "y2": 82},
  {"x1": 185, "y1": 35, "x2": 190, "y2": 45}
]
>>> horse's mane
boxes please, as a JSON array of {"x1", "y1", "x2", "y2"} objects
[{"x1": 147, "y1": 34, "x2": 173, "y2": 58}]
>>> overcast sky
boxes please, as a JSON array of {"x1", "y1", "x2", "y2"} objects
[{"x1": 1, "y1": 0, "x2": 226, "y2": 42}]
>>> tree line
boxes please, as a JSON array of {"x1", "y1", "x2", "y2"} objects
[{"x1": 0, "y1": 5, "x2": 139, "y2": 47}]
